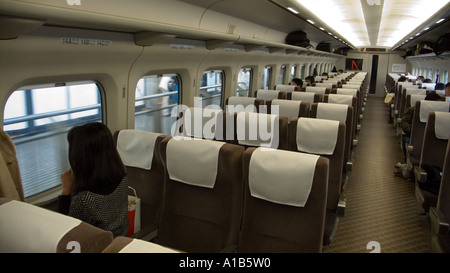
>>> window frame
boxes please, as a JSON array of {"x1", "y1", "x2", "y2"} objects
[
  {"x1": 3, "y1": 80, "x2": 105, "y2": 203},
  {"x1": 237, "y1": 67, "x2": 253, "y2": 97},
  {"x1": 199, "y1": 70, "x2": 224, "y2": 108}
]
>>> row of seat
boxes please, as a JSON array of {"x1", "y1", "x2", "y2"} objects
[
  {"x1": 0, "y1": 72, "x2": 367, "y2": 253},
  {"x1": 177, "y1": 104, "x2": 353, "y2": 169},
  {"x1": 385, "y1": 73, "x2": 450, "y2": 253},
  {"x1": 116, "y1": 71, "x2": 368, "y2": 252},
  {"x1": 113, "y1": 131, "x2": 331, "y2": 252},
  {"x1": 0, "y1": 197, "x2": 180, "y2": 253},
  {"x1": 430, "y1": 139, "x2": 450, "y2": 253}
]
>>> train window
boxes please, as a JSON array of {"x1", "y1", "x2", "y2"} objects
[
  {"x1": 277, "y1": 65, "x2": 287, "y2": 85},
  {"x1": 428, "y1": 68, "x2": 433, "y2": 80},
  {"x1": 237, "y1": 68, "x2": 252, "y2": 97},
  {"x1": 291, "y1": 65, "x2": 298, "y2": 80},
  {"x1": 135, "y1": 74, "x2": 180, "y2": 135},
  {"x1": 262, "y1": 66, "x2": 272, "y2": 90},
  {"x1": 3, "y1": 81, "x2": 103, "y2": 199},
  {"x1": 199, "y1": 70, "x2": 223, "y2": 108},
  {"x1": 443, "y1": 70, "x2": 448, "y2": 83}
]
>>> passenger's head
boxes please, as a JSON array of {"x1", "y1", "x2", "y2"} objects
[
  {"x1": 338, "y1": 69, "x2": 343, "y2": 74},
  {"x1": 423, "y1": 78, "x2": 433, "y2": 83},
  {"x1": 305, "y1": 76, "x2": 315, "y2": 85},
  {"x1": 446, "y1": 82, "x2": 450, "y2": 97},
  {"x1": 67, "y1": 122, "x2": 125, "y2": 193},
  {"x1": 291, "y1": 78, "x2": 303, "y2": 87},
  {"x1": 425, "y1": 92, "x2": 444, "y2": 101},
  {"x1": 416, "y1": 76, "x2": 425, "y2": 83},
  {"x1": 398, "y1": 76, "x2": 407, "y2": 82}
]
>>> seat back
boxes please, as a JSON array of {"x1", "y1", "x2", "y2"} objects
[
  {"x1": 400, "y1": 88, "x2": 427, "y2": 119},
  {"x1": 254, "y1": 89, "x2": 286, "y2": 103},
  {"x1": 289, "y1": 117, "x2": 345, "y2": 212},
  {"x1": 225, "y1": 96, "x2": 264, "y2": 113},
  {"x1": 421, "y1": 112, "x2": 450, "y2": 169},
  {"x1": 409, "y1": 100, "x2": 450, "y2": 167},
  {"x1": 325, "y1": 94, "x2": 358, "y2": 147},
  {"x1": 437, "y1": 141, "x2": 450, "y2": 221},
  {"x1": 291, "y1": 91, "x2": 323, "y2": 104},
  {"x1": 305, "y1": 86, "x2": 328, "y2": 95},
  {"x1": 335, "y1": 88, "x2": 361, "y2": 119},
  {"x1": 239, "y1": 148, "x2": 329, "y2": 253},
  {"x1": 114, "y1": 130, "x2": 168, "y2": 229},
  {"x1": 226, "y1": 112, "x2": 289, "y2": 150},
  {"x1": 159, "y1": 137, "x2": 244, "y2": 252},
  {"x1": 407, "y1": 94, "x2": 426, "y2": 109},
  {"x1": 0, "y1": 197, "x2": 113, "y2": 253},
  {"x1": 275, "y1": 84, "x2": 297, "y2": 93},
  {"x1": 268, "y1": 99, "x2": 310, "y2": 121},
  {"x1": 178, "y1": 107, "x2": 224, "y2": 140},
  {"x1": 417, "y1": 112, "x2": 450, "y2": 212},
  {"x1": 311, "y1": 103, "x2": 354, "y2": 170}
]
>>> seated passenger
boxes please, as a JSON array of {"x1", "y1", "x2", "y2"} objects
[
  {"x1": 415, "y1": 76, "x2": 425, "y2": 84},
  {"x1": 396, "y1": 92, "x2": 443, "y2": 178},
  {"x1": 305, "y1": 76, "x2": 315, "y2": 86},
  {"x1": 58, "y1": 122, "x2": 128, "y2": 237},
  {"x1": 434, "y1": 83, "x2": 446, "y2": 98},
  {"x1": 291, "y1": 78, "x2": 303, "y2": 88}
]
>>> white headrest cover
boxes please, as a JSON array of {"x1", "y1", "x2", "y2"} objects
[
  {"x1": 0, "y1": 200, "x2": 82, "y2": 253},
  {"x1": 256, "y1": 90, "x2": 280, "y2": 101},
  {"x1": 119, "y1": 239, "x2": 179, "y2": 253},
  {"x1": 399, "y1": 82, "x2": 414, "y2": 88},
  {"x1": 275, "y1": 85, "x2": 295, "y2": 93},
  {"x1": 346, "y1": 81, "x2": 362, "y2": 86},
  {"x1": 305, "y1": 86, "x2": 327, "y2": 94},
  {"x1": 434, "y1": 112, "x2": 450, "y2": 140},
  {"x1": 409, "y1": 95, "x2": 426, "y2": 107},
  {"x1": 323, "y1": 80, "x2": 339, "y2": 85},
  {"x1": 183, "y1": 107, "x2": 223, "y2": 139},
  {"x1": 227, "y1": 97, "x2": 257, "y2": 113},
  {"x1": 296, "y1": 117, "x2": 339, "y2": 155},
  {"x1": 419, "y1": 101, "x2": 449, "y2": 123},
  {"x1": 249, "y1": 148, "x2": 319, "y2": 207},
  {"x1": 315, "y1": 83, "x2": 334, "y2": 89},
  {"x1": 336, "y1": 88, "x2": 357, "y2": 96},
  {"x1": 316, "y1": 103, "x2": 348, "y2": 123},
  {"x1": 117, "y1": 130, "x2": 161, "y2": 170},
  {"x1": 291, "y1": 92, "x2": 315, "y2": 104},
  {"x1": 166, "y1": 138, "x2": 224, "y2": 188},
  {"x1": 405, "y1": 89, "x2": 426, "y2": 95},
  {"x1": 342, "y1": 85, "x2": 360, "y2": 91},
  {"x1": 271, "y1": 99, "x2": 301, "y2": 120},
  {"x1": 236, "y1": 112, "x2": 279, "y2": 148},
  {"x1": 327, "y1": 94, "x2": 353, "y2": 106}
]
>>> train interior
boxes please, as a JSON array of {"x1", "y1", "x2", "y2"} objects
[{"x1": 0, "y1": 0, "x2": 450, "y2": 254}]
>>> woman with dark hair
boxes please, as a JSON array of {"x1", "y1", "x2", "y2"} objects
[{"x1": 58, "y1": 122, "x2": 128, "y2": 237}]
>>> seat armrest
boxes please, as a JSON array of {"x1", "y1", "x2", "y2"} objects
[
  {"x1": 407, "y1": 145, "x2": 413, "y2": 154},
  {"x1": 131, "y1": 224, "x2": 158, "y2": 241},
  {"x1": 346, "y1": 161, "x2": 353, "y2": 171},
  {"x1": 430, "y1": 207, "x2": 449, "y2": 235},
  {"x1": 337, "y1": 194, "x2": 346, "y2": 217},
  {"x1": 414, "y1": 165, "x2": 427, "y2": 183}
]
